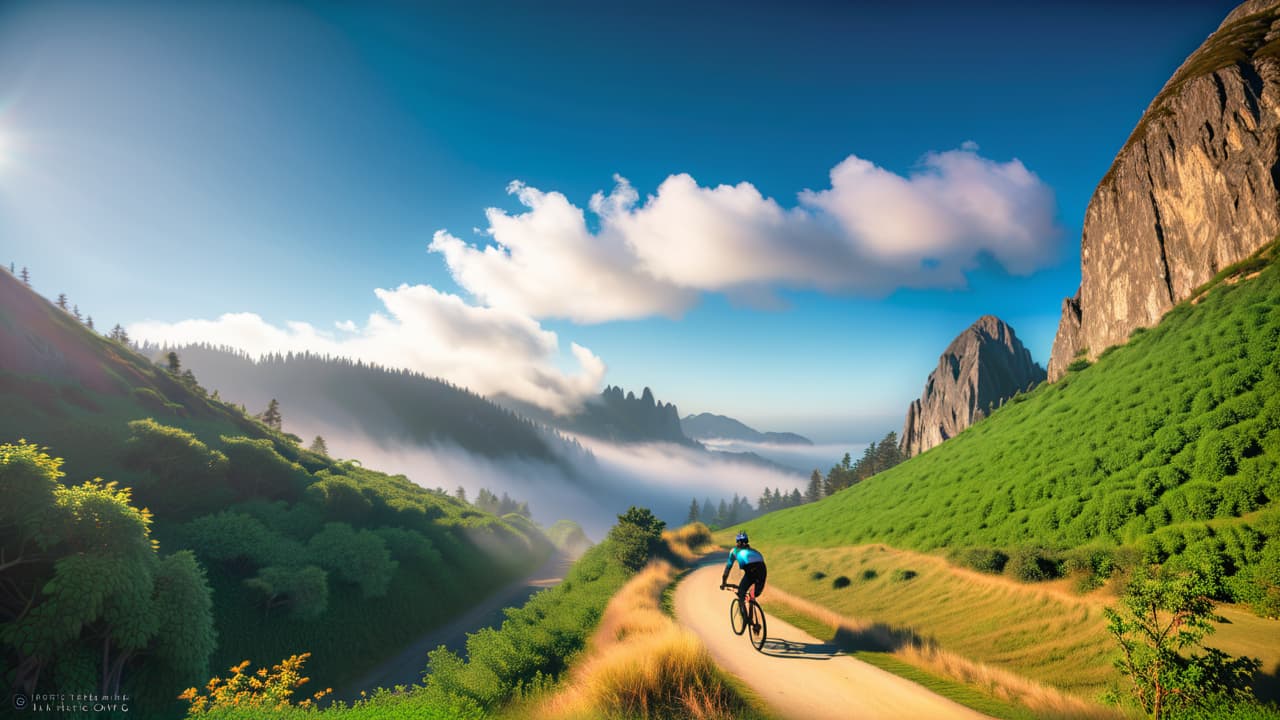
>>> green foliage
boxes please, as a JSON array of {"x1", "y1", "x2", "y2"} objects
[
  {"x1": 1067, "y1": 358, "x2": 1093, "y2": 372},
  {"x1": 243, "y1": 565, "x2": 330, "y2": 620},
  {"x1": 307, "y1": 523, "x2": 397, "y2": 598},
  {"x1": 740, "y1": 250, "x2": 1280, "y2": 612},
  {"x1": 891, "y1": 569, "x2": 918, "y2": 582},
  {"x1": 607, "y1": 506, "x2": 667, "y2": 570},
  {"x1": 1005, "y1": 547, "x2": 1060, "y2": 582},
  {"x1": 0, "y1": 441, "x2": 216, "y2": 704},
  {"x1": 122, "y1": 419, "x2": 230, "y2": 516},
  {"x1": 220, "y1": 435, "x2": 310, "y2": 502},
  {"x1": 183, "y1": 510, "x2": 306, "y2": 569},
  {"x1": 1105, "y1": 565, "x2": 1260, "y2": 719},
  {"x1": 953, "y1": 547, "x2": 1009, "y2": 574},
  {"x1": 833, "y1": 575, "x2": 851, "y2": 589},
  {"x1": 421, "y1": 539, "x2": 629, "y2": 712}
]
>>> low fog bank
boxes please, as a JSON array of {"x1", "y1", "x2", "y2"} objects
[
  {"x1": 291, "y1": 420, "x2": 806, "y2": 539},
  {"x1": 700, "y1": 439, "x2": 870, "y2": 474}
]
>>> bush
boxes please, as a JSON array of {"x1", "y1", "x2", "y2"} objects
[
  {"x1": 243, "y1": 565, "x2": 329, "y2": 620},
  {"x1": 1006, "y1": 547, "x2": 1060, "y2": 582},
  {"x1": 607, "y1": 507, "x2": 666, "y2": 571},
  {"x1": 832, "y1": 575, "x2": 851, "y2": 589},
  {"x1": 307, "y1": 522, "x2": 398, "y2": 598},
  {"x1": 221, "y1": 436, "x2": 310, "y2": 502},
  {"x1": 810, "y1": 571, "x2": 827, "y2": 581},
  {"x1": 860, "y1": 568, "x2": 879, "y2": 581},
  {"x1": 122, "y1": 419, "x2": 229, "y2": 516},
  {"x1": 954, "y1": 547, "x2": 1009, "y2": 574},
  {"x1": 891, "y1": 569, "x2": 917, "y2": 582},
  {"x1": 1067, "y1": 358, "x2": 1092, "y2": 372}
]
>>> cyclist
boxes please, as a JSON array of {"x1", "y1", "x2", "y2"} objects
[{"x1": 721, "y1": 531, "x2": 766, "y2": 608}]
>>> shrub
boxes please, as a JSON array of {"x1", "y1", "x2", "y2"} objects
[
  {"x1": 1006, "y1": 546, "x2": 1060, "y2": 582},
  {"x1": 954, "y1": 547, "x2": 1009, "y2": 574},
  {"x1": 1067, "y1": 358, "x2": 1092, "y2": 372},
  {"x1": 243, "y1": 565, "x2": 329, "y2": 620},
  {"x1": 810, "y1": 570, "x2": 827, "y2": 581},
  {"x1": 832, "y1": 576, "x2": 851, "y2": 589},
  {"x1": 307, "y1": 522, "x2": 398, "y2": 598},
  {"x1": 860, "y1": 568, "x2": 879, "y2": 581},
  {"x1": 891, "y1": 569, "x2": 917, "y2": 582},
  {"x1": 607, "y1": 507, "x2": 666, "y2": 571},
  {"x1": 221, "y1": 436, "x2": 310, "y2": 502}
]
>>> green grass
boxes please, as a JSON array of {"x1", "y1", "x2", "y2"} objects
[{"x1": 729, "y1": 241, "x2": 1280, "y2": 613}]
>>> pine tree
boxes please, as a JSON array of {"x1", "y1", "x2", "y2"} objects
[
  {"x1": 716, "y1": 499, "x2": 729, "y2": 527},
  {"x1": 56, "y1": 293, "x2": 68, "y2": 310},
  {"x1": 309, "y1": 436, "x2": 329, "y2": 457},
  {"x1": 86, "y1": 316, "x2": 94, "y2": 330},
  {"x1": 72, "y1": 305, "x2": 82, "y2": 322},
  {"x1": 260, "y1": 398, "x2": 282, "y2": 430},
  {"x1": 789, "y1": 489, "x2": 802, "y2": 506},
  {"x1": 687, "y1": 498, "x2": 700, "y2": 524},
  {"x1": 19, "y1": 267, "x2": 29, "y2": 285},
  {"x1": 806, "y1": 469, "x2": 822, "y2": 502},
  {"x1": 167, "y1": 351, "x2": 181, "y2": 374},
  {"x1": 454, "y1": 486, "x2": 468, "y2": 504},
  {"x1": 7, "y1": 262, "x2": 12, "y2": 274}
]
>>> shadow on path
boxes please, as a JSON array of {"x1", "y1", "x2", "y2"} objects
[{"x1": 758, "y1": 636, "x2": 844, "y2": 660}]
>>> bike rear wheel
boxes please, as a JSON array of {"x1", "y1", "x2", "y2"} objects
[
  {"x1": 748, "y1": 601, "x2": 767, "y2": 651},
  {"x1": 729, "y1": 597, "x2": 747, "y2": 635}
]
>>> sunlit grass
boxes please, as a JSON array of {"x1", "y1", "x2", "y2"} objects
[{"x1": 528, "y1": 558, "x2": 767, "y2": 720}]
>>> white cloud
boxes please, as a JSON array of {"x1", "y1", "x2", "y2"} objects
[
  {"x1": 128, "y1": 284, "x2": 606, "y2": 414},
  {"x1": 431, "y1": 146, "x2": 1060, "y2": 322}
]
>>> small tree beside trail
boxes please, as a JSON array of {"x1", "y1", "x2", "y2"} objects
[{"x1": 1105, "y1": 564, "x2": 1259, "y2": 719}]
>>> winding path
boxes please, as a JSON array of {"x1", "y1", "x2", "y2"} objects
[{"x1": 674, "y1": 563, "x2": 992, "y2": 720}]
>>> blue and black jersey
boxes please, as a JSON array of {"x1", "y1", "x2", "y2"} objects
[{"x1": 725, "y1": 546, "x2": 765, "y2": 570}]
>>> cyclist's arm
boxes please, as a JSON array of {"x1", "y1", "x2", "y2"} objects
[{"x1": 721, "y1": 550, "x2": 736, "y2": 585}]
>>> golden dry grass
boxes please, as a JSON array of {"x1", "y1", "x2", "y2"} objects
[
  {"x1": 531, "y1": 558, "x2": 754, "y2": 720},
  {"x1": 662, "y1": 522, "x2": 717, "y2": 563}
]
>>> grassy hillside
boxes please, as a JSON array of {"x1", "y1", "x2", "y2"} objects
[
  {"x1": 0, "y1": 270, "x2": 550, "y2": 717},
  {"x1": 735, "y1": 239, "x2": 1280, "y2": 612}
]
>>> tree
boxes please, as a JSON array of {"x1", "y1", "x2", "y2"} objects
[
  {"x1": 454, "y1": 485, "x2": 467, "y2": 504},
  {"x1": 687, "y1": 498, "x2": 700, "y2": 524},
  {"x1": 121, "y1": 419, "x2": 230, "y2": 516},
  {"x1": 607, "y1": 506, "x2": 666, "y2": 570},
  {"x1": 0, "y1": 441, "x2": 216, "y2": 698},
  {"x1": 167, "y1": 351, "x2": 181, "y2": 374},
  {"x1": 309, "y1": 436, "x2": 329, "y2": 457},
  {"x1": 55, "y1": 292, "x2": 68, "y2": 310},
  {"x1": 7, "y1": 261, "x2": 12, "y2": 273},
  {"x1": 20, "y1": 266, "x2": 28, "y2": 285},
  {"x1": 1105, "y1": 565, "x2": 1259, "y2": 719},
  {"x1": 307, "y1": 522, "x2": 397, "y2": 599},
  {"x1": 259, "y1": 398, "x2": 282, "y2": 431},
  {"x1": 72, "y1": 304, "x2": 82, "y2": 321},
  {"x1": 806, "y1": 470, "x2": 823, "y2": 503},
  {"x1": 243, "y1": 565, "x2": 329, "y2": 619},
  {"x1": 86, "y1": 315, "x2": 94, "y2": 330},
  {"x1": 109, "y1": 324, "x2": 130, "y2": 344}
]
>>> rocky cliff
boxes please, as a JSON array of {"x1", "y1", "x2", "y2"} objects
[
  {"x1": 1048, "y1": 0, "x2": 1280, "y2": 379},
  {"x1": 901, "y1": 316, "x2": 1046, "y2": 457}
]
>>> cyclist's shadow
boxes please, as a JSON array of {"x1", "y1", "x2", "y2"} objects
[{"x1": 757, "y1": 636, "x2": 844, "y2": 660}]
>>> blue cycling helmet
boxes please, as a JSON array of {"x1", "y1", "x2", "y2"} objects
[{"x1": 736, "y1": 531, "x2": 749, "y2": 546}]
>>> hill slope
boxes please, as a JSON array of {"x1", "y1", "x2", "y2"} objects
[
  {"x1": 156, "y1": 343, "x2": 560, "y2": 462},
  {"x1": 0, "y1": 269, "x2": 551, "y2": 715},
  {"x1": 738, "y1": 241, "x2": 1280, "y2": 605}
]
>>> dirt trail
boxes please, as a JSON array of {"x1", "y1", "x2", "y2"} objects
[
  {"x1": 674, "y1": 563, "x2": 992, "y2": 720},
  {"x1": 335, "y1": 551, "x2": 573, "y2": 702}
]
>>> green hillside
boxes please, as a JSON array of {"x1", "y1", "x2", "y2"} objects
[
  {"x1": 0, "y1": 269, "x2": 551, "y2": 717},
  {"x1": 736, "y1": 239, "x2": 1280, "y2": 612}
]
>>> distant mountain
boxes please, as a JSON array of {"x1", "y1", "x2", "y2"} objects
[
  {"x1": 156, "y1": 344, "x2": 561, "y2": 462},
  {"x1": 503, "y1": 385, "x2": 695, "y2": 445},
  {"x1": 681, "y1": 413, "x2": 812, "y2": 445},
  {"x1": 900, "y1": 316, "x2": 1045, "y2": 457},
  {"x1": 1048, "y1": 0, "x2": 1280, "y2": 379}
]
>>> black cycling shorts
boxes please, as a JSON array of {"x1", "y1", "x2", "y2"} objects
[{"x1": 738, "y1": 562, "x2": 767, "y2": 602}]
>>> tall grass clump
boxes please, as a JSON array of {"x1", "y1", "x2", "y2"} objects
[{"x1": 532, "y1": 560, "x2": 756, "y2": 720}]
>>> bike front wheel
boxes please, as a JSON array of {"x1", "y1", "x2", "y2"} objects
[
  {"x1": 729, "y1": 597, "x2": 747, "y2": 635},
  {"x1": 748, "y1": 601, "x2": 767, "y2": 651}
]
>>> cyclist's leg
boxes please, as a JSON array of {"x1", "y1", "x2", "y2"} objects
[{"x1": 753, "y1": 565, "x2": 767, "y2": 598}]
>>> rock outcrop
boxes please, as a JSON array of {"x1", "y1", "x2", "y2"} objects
[
  {"x1": 900, "y1": 316, "x2": 1046, "y2": 457},
  {"x1": 1048, "y1": 0, "x2": 1280, "y2": 379}
]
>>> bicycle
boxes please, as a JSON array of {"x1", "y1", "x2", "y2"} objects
[{"x1": 721, "y1": 582, "x2": 767, "y2": 651}]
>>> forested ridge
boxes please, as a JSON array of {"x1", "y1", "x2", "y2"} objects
[{"x1": 0, "y1": 269, "x2": 551, "y2": 718}]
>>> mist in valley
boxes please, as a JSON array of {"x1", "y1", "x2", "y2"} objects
[{"x1": 294, "y1": 420, "x2": 811, "y2": 540}]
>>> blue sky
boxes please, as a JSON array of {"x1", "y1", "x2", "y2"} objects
[{"x1": 0, "y1": 0, "x2": 1239, "y2": 442}]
